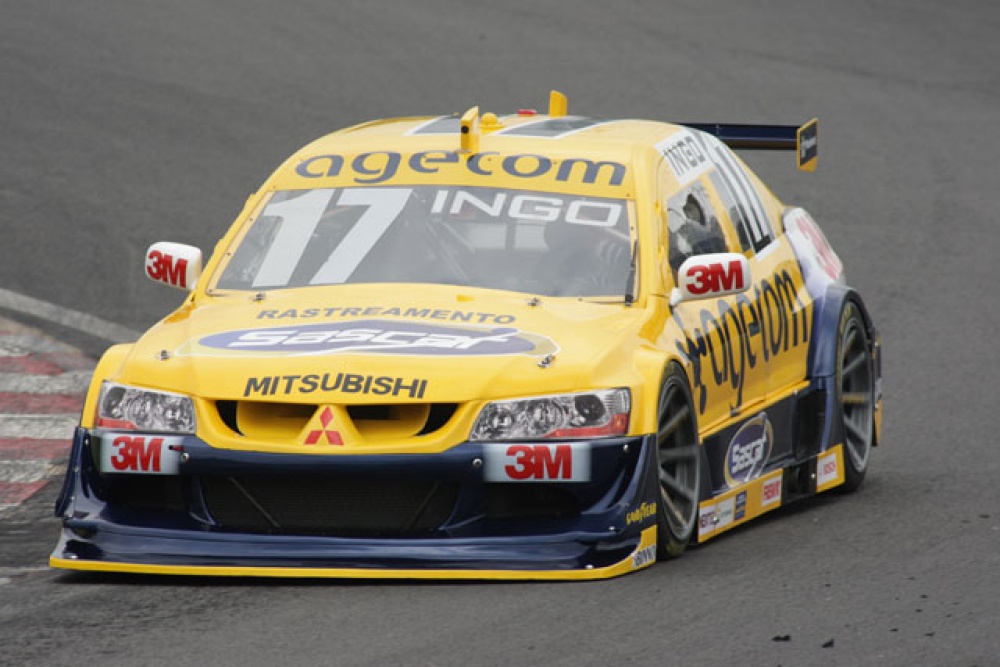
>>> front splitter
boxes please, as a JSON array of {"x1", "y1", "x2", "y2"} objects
[{"x1": 51, "y1": 526, "x2": 658, "y2": 581}]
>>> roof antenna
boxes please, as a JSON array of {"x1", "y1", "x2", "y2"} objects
[
  {"x1": 460, "y1": 106, "x2": 480, "y2": 153},
  {"x1": 548, "y1": 90, "x2": 568, "y2": 117}
]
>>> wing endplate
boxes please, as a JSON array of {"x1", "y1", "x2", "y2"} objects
[{"x1": 683, "y1": 119, "x2": 819, "y2": 171}]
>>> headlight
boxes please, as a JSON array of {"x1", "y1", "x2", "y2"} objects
[
  {"x1": 470, "y1": 388, "x2": 630, "y2": 441},
  {"x1": 96, "y1": 382, "x2": 196, "y2": 433}
]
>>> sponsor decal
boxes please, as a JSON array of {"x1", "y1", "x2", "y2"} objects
[
  {"x1": 429, "y1": 188, "x2": 623, "y2": 227},
  {"x1": 658, "y1": 132, "x2": 713, "y2": 185},
  {"x1": 698, "y1": 504, "x2": 716, "y2": 536},
  {"x1": 817, "y1": 450, "x2": 839, "y2": 488},
  {"x1": 680, "y1": 256, "x2": 748, "y2": 298},
  {"x1": 482, "y1": 443, "x2": 590, "y2": 482},
  {"x1": 784, "y1": 207, "x2": 843, "y2": 296},
  {"x1": 735, "y1": 490, "x2": 747, "y2": 521},
  {"x1": 673, "y1": 268, "x2": 811, "y2": 414},
  {"x1": 626, "y1": 501, "x2": 657, "y2": 526},
  {"x1": 180, "y1": 320, "x2": 558, "y2": 359},
  {"x1": 761, "y1": 475, "x2": 782, "y2": 507},
  {"x1": 100, "y1": 434, "x2": 183, "y2": 474},
  {"x1": 724, "y1": 413, "x2": 773, "y2": 487},
  {"x1": 257, "y1": 306, "x2": 516, "y2": 325},
  {"x1": 303, "y1": 407, "x2": 343, "y2": 446},
  {"x1": 715, "y1": 497, "x2": 735, "y2": 530},
  {"x1": 797, "y1": 119, "x2": 818, "y2": 168},
  {"x1": 145, "y1": 242, "x2": 200, "y2": 289},
  {"x1": 631, "y1": 545, "x2": 656, "y2": 569},
  {"x1": 146, "y1": 249, "x2": 189, "y2": 288},
  {"x1": 244, "y1": 373, "x2": 427, "y2": 398},
  {"x1": 294, "y1": 149, "x2": 627, "y2": 187}
]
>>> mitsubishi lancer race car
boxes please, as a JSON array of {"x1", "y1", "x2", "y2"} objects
[{"x1": 51, "y1": 91, "x2": 883, "y2": 580}]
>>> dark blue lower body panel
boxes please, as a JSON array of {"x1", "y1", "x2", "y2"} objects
[{"x1": 51, "y1": 429, "x2": 660, "y2": 578}]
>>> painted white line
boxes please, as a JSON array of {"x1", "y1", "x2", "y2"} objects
[
  {"x1": 0, "y1": 287, "x2": 140, "y2": 344},
  {"x1": 0, "y1": 566, "x2": 52, "y2": 585},
  {"x1": 0, "y1": 459, "x2": 56, "y2": 483},
  {"x1": 0, "y1": 335, "x2": 78, "y2": 357},
  {"x1": 0, "y1": 414, "x2": 79, "y2": 440},
  {"x1": 0, "y1": 371, "x2": 93, "y2": 394}
]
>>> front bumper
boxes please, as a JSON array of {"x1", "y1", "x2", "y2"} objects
[{"x1": 51, "y1": 428, "x2": 660, "y2": 580}]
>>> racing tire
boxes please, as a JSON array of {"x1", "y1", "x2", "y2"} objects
[
  {"x1": 836, "y1": 301, "x2": 875, "y2": 492},
  {"x1": 655, "y1": 363, "x2": 702, "y2": 559}
]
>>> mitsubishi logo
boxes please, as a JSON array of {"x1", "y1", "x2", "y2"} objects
[{"x1": 304, "y1": 407, "x2": 343, "y2": 445}]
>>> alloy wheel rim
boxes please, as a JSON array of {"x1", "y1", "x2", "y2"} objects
[
  {"x1": 657, "y1": 381, "x2": 700, "y2": 539},
  {"x1": 840, "y1": 319, "x2": 874, "y2": 470}
]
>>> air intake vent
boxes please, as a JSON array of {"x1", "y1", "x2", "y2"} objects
[{"x1": 201, "y1": 475, "x2": 458, "y2": 537}]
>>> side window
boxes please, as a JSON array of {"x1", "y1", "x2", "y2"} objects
[
  {"x1": 699, "y1": 137, "x2": 775, "y2": 253},
  {"x1": 665, "y1": 182, "x2": 730, "y2": 281},
  {"x1": 656, "y1": 128, "x2": 776, "y2": 255}
]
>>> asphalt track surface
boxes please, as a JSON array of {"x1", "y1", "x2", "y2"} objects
[{"x1": 1, "y1": 1, "x2": 998, "y2": 665}]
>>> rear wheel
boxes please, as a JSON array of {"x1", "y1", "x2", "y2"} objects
[
  {"x1": 655, "y1": 364, "x2": 702, "y2": 559},
  {"x1": 837, "y1": 301, "x2": 874, "y2": 491}
]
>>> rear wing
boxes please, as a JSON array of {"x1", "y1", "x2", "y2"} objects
[{"x1": 682, "y1": 119, "x2": 818, "y2": 172}]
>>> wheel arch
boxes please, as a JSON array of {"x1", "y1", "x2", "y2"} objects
[
  {"x1": 807, "y1": 283, "x2": 883, "y2": 461},
  {"x1": 807, "y1": 283, "x2": 877, "y2": 379}
]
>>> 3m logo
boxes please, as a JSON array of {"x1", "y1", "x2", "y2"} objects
[
  {"x1": 100, "y1": 434, "x2": 183, "y2": 474},
  {"x1": 673, "y1": 253, "x2": 751, "y2": 305},
  {"x1": 506, "y1": 444, "x2": 571, "y2": 480},
  {"x1": 482, "y1": 443, "x2": 590, "y2": 482},
  {"x1": 146, "y1": 249, "x2": 189, "y2": 288},
  {"x1": 145, "y1": 242, "x2": 201, "y2": 290},
  {"x1": 111, "y1": 435, "x2": 164, "y2": 471},
  {"x1": 762, "y1": 476, "x2": 782, "y2": 507},
  {"x1": 683, "y1": 259, "x2": 746, "y2": 296},
  {"x1": 304, "y1": 407, "x2": 343, "y2": 445}
]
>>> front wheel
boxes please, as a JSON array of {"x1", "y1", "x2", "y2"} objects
[
  {"x1": 655, "y1": 364, "x2": 702, "y2": 559},
  {"x1": 837, "y1": 301, "x2": 874, "y2": 492}
]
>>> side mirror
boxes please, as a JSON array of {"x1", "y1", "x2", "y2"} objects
[
  {"x1": 670, "y1": 252, "x2": 750, "y2": 306},
  {"x1": 145, "y1": 242, "x2": 203, "y2": 291}
]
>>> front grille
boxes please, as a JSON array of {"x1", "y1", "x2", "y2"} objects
[
  {"x1": 105, "y1": 475, "x2": 187, "y2": 513},
  {"x1": 484, "y1": 484, "x2": 582, "y2": 519},
  {"x1": 200, "y1": 475, "x2": 458, "y2": 537},
  {"x1": 213, "y1": 400, "x2": 460, "y2": 442}
]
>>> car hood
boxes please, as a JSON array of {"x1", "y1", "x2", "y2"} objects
[{"x1": 113, "y1": 284, "x2": 653, "y2": 403}]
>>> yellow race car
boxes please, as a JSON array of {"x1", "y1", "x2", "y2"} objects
[{"x1": 51, "y1": 92, "x2": 882, "y2": 580}]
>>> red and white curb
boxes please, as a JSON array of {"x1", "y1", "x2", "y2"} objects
[{"x1": 0, "y1": 320, "x2": 93, "y2": 513}]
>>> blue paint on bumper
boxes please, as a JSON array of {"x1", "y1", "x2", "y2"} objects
[{"x1": 52, "y1": 428, "x2": 659, "y2": 573}]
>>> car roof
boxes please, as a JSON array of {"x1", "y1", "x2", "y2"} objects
[{"x1": 265, "y1": 113, "x2": 688, "y2": 195}]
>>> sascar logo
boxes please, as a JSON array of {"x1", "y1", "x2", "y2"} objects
[
  {"x1": 182, "y1": 320, "x2": 558, "y2": 358},
  {"x1": 724, "y1": 413, "x2": 773, "y2": 487},
  {"x1": 483, "y1": 443, "x2": 591, "y2": 482}
]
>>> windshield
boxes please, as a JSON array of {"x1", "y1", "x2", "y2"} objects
[{"x1": 214, "y1": 186, "x2": 634, "y2": 298}]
